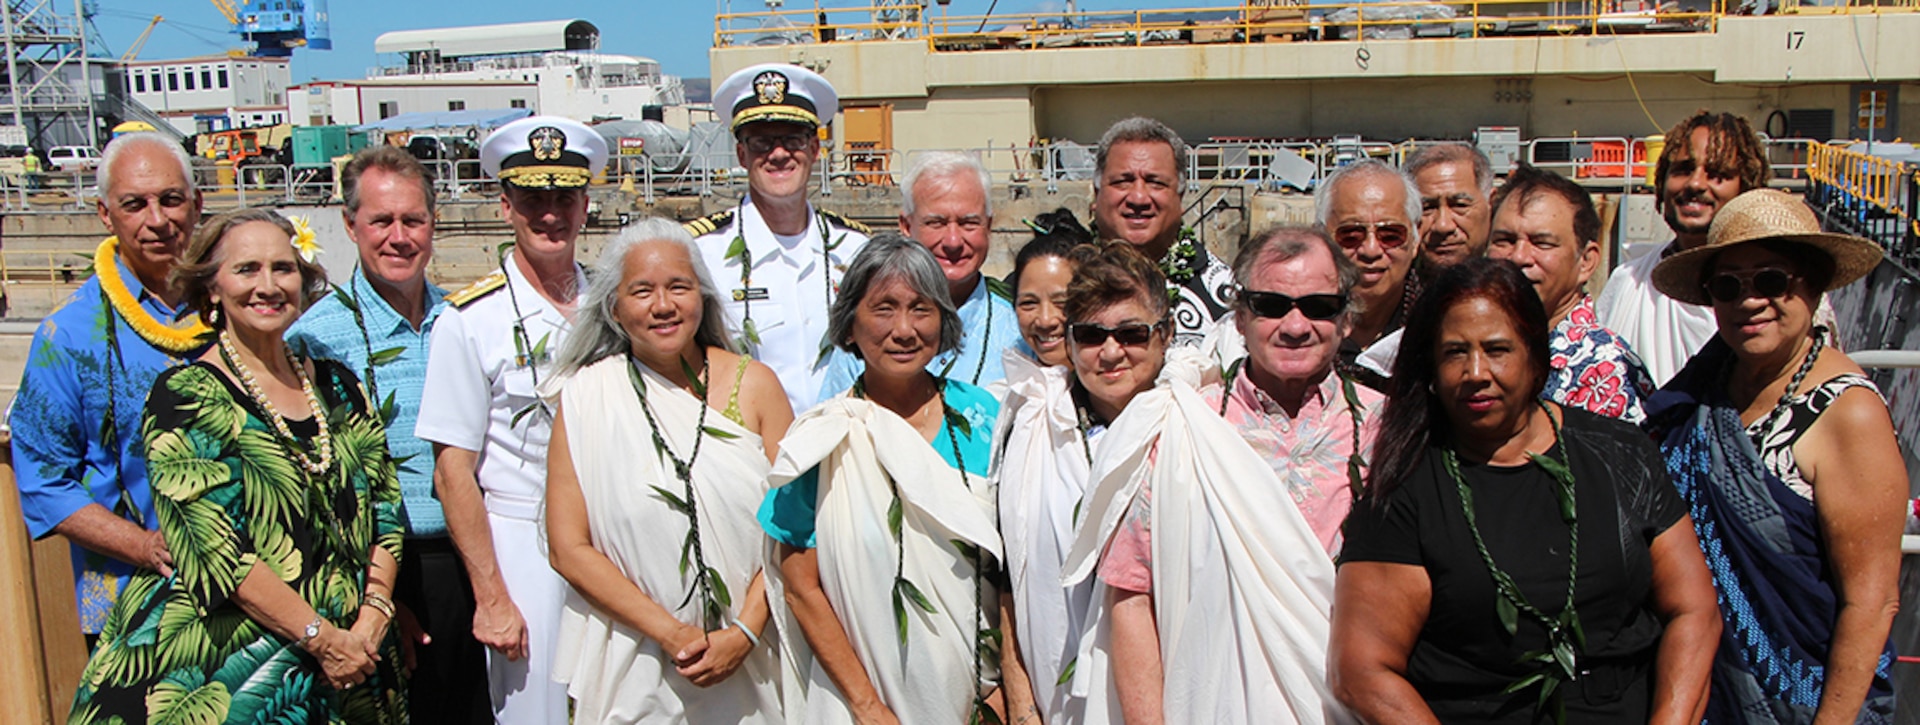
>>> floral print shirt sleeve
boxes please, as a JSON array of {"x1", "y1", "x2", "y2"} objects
[{"x1": 1542, "y1": 295, "x2": 1657, "y2": 424}]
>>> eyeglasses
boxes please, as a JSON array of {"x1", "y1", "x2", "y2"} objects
[
  {"x1": 1068, "y1": 321, "x2": 1162, "y2": 347},
  {"x1": 1703, "y1": 268, "x2": 1797, "y2": 303},
  {"x1": 1334, "y1": 222, "x2": 1411, "y2": 250},
  {"x1": 742, "y1": 133, "x2": 813, "y2": 155},
  {"x1": 1238, "y1": 290, "x2": 1347, "y2": 320}
]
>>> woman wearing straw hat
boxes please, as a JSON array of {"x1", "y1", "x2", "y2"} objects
[{"x1": 1644, "y1": 188, "x2": 1903, "y2": 724}]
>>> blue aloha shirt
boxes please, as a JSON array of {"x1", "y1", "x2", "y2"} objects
[
  {"x1": 1542, "y1": 295, "x2": 1657, "y2": 424},
  {"x1": 287, "y1": 268, "x2": 450, "y2": 536},
  {"x1": 9, "y1": 255, "x2": 203, "y2": 633},
  {"x1": 816, "y1": 278, "x2": 1022, "y2": 401}
]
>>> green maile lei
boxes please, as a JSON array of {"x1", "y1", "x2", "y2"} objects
[
  {"x1": 627, "y1": 352, "x2": 747, "y2": 630},
  {"x1": 497, "y1": 243, "x2": 559, "y2": 429},
  {"x1": 850, "y1": 376, "x2": 1004, "y2": 725},
  {"x1": 323, "y1": 267, "x2": 421, "y2": 477},
  {"x1": 1443, "y1": 401, "x2": 1583, "y2": 725},
  {"x1": 1218, "y1": 358, "x2": 1369, "y2": 497},
  {"x1": 722, "y1": 205, "x2": 848, "y2": 363}
]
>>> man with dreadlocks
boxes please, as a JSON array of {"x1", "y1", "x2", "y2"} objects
[{"x1": 1596, "y1": 111, "x2": 1772, "y2": 385}]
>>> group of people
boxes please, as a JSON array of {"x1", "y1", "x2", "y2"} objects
[{"x1": 10, "y1": 58, "x2": 1905, "y2": 725}]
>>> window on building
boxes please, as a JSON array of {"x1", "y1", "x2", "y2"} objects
[
  {"x1": 379, "y1": 101, "x2": 398, "y2": 120},
  {"x1": 184, "y1": 71, "x2": 195, "y2": 91},
  {"x1": 510, "y1": 99, "x2": 527, "y2": 109},
  {"x1": 201, "y1": 70, "x2": 212, "y2": 89},
  {"x1": 152, "y1": 71, "x2": 162, "y2": 91},
  {"x1": 133, "y1": 75, "x2": 144, "y2": 93},
  {"x1": 168, "y1": 71, "x2": 179, "y2": 91},
  {"x1": 219, "y1": 69, "x2": 229, "y2": 88},
  {"x1": 448, "y1": 100, "x2": 466, "y2": 111}
]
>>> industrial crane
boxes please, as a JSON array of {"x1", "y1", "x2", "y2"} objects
[
  {"x1": 208, "y1": 0, "x2": 332, "y2": 58},
  {"x1": 120, "y1": 15, "x2": 163, "y2": 62}
]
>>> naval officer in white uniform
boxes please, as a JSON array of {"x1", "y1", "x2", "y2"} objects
[
  {"x1": 415, "y1": 115, "x2": 605, "y2": 725},
  {"x1": 687, "y1": 62, "x2": 871, "y2": 413}
]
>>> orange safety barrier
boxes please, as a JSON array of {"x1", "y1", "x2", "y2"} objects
[{"x1": 1576, "y1": 141, "x2": 1650, "y2": 179}]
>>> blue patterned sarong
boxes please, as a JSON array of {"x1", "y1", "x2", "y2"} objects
[{"x1": 1645, "y1": 341, "x2": 1895, "y2": 724}]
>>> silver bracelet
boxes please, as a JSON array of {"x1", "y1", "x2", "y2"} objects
[{"x1": 731, "y1": 616, "x2": 761, "y2": 649}]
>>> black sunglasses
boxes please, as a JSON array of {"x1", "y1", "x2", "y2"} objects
[
  {"x1": 1334, "y1": 222, "x2": 1411, "y2": 250},
  {"x1": 1238, "y1": 290, "x2": 1347, "y2": 321},
  {"x1": 742, "y1": 134, "x2": 813, "y2": 155},
  {"x1": 1068, "y1": 321, "x2": 1162, "y2": 347},
  {"x1": 1703, "y1": 268, "x2": 1796, "y2": 303}
]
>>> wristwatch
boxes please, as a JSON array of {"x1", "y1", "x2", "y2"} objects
[{"x1": 298, "y1": 616, "x2": 325, "y2": 648}]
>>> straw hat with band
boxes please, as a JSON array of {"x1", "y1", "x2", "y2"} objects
[
  {"x1": 1652, "y1": 188, "x2": 1881, "y2": 306},
  {"x1": 714, "y1": 63, "x2": 839, "y2": 134}
]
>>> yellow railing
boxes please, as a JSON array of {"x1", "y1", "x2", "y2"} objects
[
  {"x1": 1807, "y1": 142, "x2": 1908, "y2": 215},
  {"x1": 716, "y1": 0, "x2": 1917, "y2": 49}
]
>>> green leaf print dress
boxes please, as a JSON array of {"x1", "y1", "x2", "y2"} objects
[{"x1": 70, "y1": 359, "x2": 407, "y2": 724}]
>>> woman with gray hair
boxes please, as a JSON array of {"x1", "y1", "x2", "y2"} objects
[
  {"x1": 542, "y1": 218, "x2": 793, "y2": 723},
  {"x1": 760, "y1": 233, "x2": 1006, "y2": 724}
]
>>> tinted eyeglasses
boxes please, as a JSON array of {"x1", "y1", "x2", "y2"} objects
[
  {"x1": 1334, "y1": 222, "x2": 1411, "y2": 250},
  {"x1": 1068, "y1": 321, "x2": 1162, "y2": 347},
  {"x1": 1703, "y1": 268, "x2": 1797, "y2": 303},
  {"x1": 742, "y1": 133, "x2": 813, "y2": 155},
  {"x1": 1238, "y1": 290, "x2": 1348, "y2": 321}
]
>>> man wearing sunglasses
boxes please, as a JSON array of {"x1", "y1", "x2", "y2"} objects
[
  {"x1": 1089, "y1": 116, "x2": 1233, "y2": 346},
  {"x1": 817, "y1": 151, "x2": 1023, "y2": 395},
  {"x1": 1313, "y1": 159, "x2": 1423, "y2": 388},
  {"x1": 1595, "y1": 110, "x2": 1770, "y2": 385},
  {"x1": 1487, "y1": 163, "x2": 1655, "y2": 423},
  {"x1": 1405, "y1": 143, "x2": 1495, "y2": 270},
  {"x1": 1218, "y1": 225, "x2": 1383, "y2": 554},
  {"x1": 687, "y1": 62, "x2": 872, "y2": 412}
]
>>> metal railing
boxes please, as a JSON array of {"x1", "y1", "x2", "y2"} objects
[{"x1": 1805, "y1": 143, "x2": 1917, "y2": 270}]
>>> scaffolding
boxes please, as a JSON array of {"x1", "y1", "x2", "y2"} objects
[{"x1": 1, "y1": 0, "x2": 98, "y2": 151}]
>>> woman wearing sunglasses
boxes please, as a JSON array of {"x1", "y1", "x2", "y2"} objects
[
  {"x1": 1332, "y1": 257, "x2": 1720, "y2": 725},
  {"x1": 1060, "y1": 239, "x2": 1352, "y2": 723},
  {"x1": 1644, "y1": 189, "x2": 1902, "y2": 724},
  {"x1": 993, "y1": 213, "x2": 1112, "y2": 725},
  {"x1": 760, "y1": 234, "x2": 1005, "y2": 724}
]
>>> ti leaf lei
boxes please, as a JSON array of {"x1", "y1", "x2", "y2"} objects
[
  {"x1": 628, "y1": 353, "x2": 745, "y2": 630},
  {"x1": 852, "y1": 376, "x2": 1003, "y2": 724},
  {"x1": 723, "y1": 205, "x2": 847, "y2": 361},
  {"x1": 1443, "y1": 402, "x2": 1583, "y2": 725},
  {"x1": 328, "y1": 266, "x2": 408, "y2": 428},
  {"x1": 1218, "y1": 358, "x2": 1369, "y2": 497},
  {"x1": 497, "y1": 243, "x2": 559, "y2": 429}
]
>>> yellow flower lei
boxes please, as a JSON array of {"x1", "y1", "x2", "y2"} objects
[{"x1": 95, "y1": 237, "x2": 211, "y2": 353}]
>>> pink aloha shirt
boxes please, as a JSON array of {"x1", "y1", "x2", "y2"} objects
[
  {"x1": 1544, "y1": 295, "x2": 1656, "y2": 424},
  {"x1": 1097, "y1": 371, "x2": 1384, "y2": 593}
]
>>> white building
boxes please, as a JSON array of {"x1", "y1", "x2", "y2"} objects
[
  {"x1": 361, "y1": 19, "x2": 685, "y2": 123},
  {"x1": 121, "y1": 55, "x2": 291, "y2": 135},
  {"x1": 290, "y1": 79, "x2": 537, "y2": 126}
]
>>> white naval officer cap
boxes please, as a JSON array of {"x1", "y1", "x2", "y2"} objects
[
  {"x1": 480, "y1": 115, "x2": 609, "y2": 190},
  {"x1": 714, "y1": 63, "x2": 839, "y2": 134}
]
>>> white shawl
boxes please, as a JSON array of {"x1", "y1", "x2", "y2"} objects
[
  {"x1": 765, "y1": 395, "x2": 1004, "y2": 724},
  {"x1": 1062, "y1": 351, "x2": 1355, "y2": 724},
  {"x1": 991, "y1": 351, "x2": 1117, "y2": 724},
  {"x1": 550, "y1": 357, "x2": 783, "y2": 724}
]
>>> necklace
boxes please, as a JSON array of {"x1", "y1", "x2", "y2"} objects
[
  {"x1": 937, "y1": 281, "x2": 994, "y2": 386},
  {"x1": 1750, "y1": 325, "x2": 1827, "y2": 436},
  {"x1": 628, "y1": 353, "x2": 733, "y2": 629},
  {"x1": 1443, "y1": 401, "x2": 1581, "y2": 725},
  {"x1": 331, "y1": 266, "x2": 416, "y2": 408},
  {"x1": 1219, "y1": 359, "x2": 1368, "y2": 496},
  {"x1": 724, "y1": 203, "x2": 845, "y2": 352},
  {"x1": 218, "y1": 330, "x2": 334, "y2": 476},
  {"x1": 853, "y1": 375, "x2": 996, "y2": 723},
  {"x1": 500, "y1": 250, "x2": 568, "y2": 428},
  {"x1": 95, "y1": 237, "x2": 211, "y2": 353},
  {"x1": 1157, "y1": 228, "x2": 1201, "y2": 304}
]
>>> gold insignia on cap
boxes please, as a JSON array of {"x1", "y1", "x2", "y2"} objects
[
  {"x1": 529, "y1": 126, "x2": 567, "y2": 162},
  {"x1": 753, "y1": 71, "x2": 788, "y2": 105}
]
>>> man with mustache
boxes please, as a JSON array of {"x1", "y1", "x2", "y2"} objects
[
  {"x1": 688, "y1": 62, "x2": 871, "y2": 412},
  {"x1": 1486, "y1": 163, "x2": 1655, "y2": 423},
  {"x1": 819, "y1": 151, "x2": 1022, "y2": 394},
  {"x1": 1089, "y1": 116, "x2": 1233, "y2": 346},
  {"x1": 1405, "y1": 143, "x2": 1495, "y2": 270},
  {"x1": 1596, "y1": 111, "x2": 1770, "y2": 384},
  {"x1": 417, "y1": 115, "x2": 607, "y2": 724},
  {"x1": 1314, "y1": 159, "x2": 1423, "y2": 389}
]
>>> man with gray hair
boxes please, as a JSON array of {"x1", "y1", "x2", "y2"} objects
[
  {"x1": 11, "y1": 132, "x2": 204, "y2": 643},
  {"x1": 1405, "y1": 143, "x2": 1495, "y2": 269},
  {"x1": 1314, "y1": 159, "x2": 1423, "y2": 388},
  {"x1": 819, "y1": 151, "x2": 1022, "y2": 395},
  {"x1": 1090, "y1": 115, "x2": 1232, "y2": 345}
]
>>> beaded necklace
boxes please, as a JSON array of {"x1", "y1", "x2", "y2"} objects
[
  {"x1": 1218, "y1": 358, "x2": 1368, "y2": 496},
  {"x1": 723, "y1": 203, "x2": 845, "y2": 352},
  {"x1": 217, "y1": 330, "x2": 335, "y2": 476},
  {"x1": 627, "y1": 353, "x2": 734, "y2": 629},
  {"x1": 852, "y1": 375, "x2": 996, "y2": 723},
  {"x1": 1443, "y1": 401, "x2": 1581, "y2": 725}
]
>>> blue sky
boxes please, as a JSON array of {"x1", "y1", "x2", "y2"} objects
[{"x1": 90, "y1": 1, "x2": 1201, "y2": 83}]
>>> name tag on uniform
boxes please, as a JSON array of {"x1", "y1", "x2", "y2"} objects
[{"x1": 733, "y1": 287, "x2": 770, "y2": 302}]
